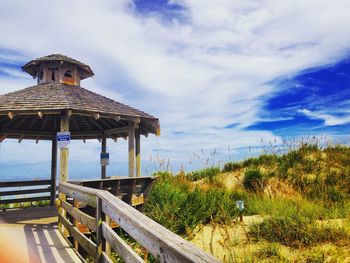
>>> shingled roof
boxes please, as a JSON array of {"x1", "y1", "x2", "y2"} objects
[
  {"x1": 0, "y1": 84, "x2": 159, "y2": 140},
  {"x1": 0, "y1": 84, "x2": 156, "y2": 119},
  {"x1": 22, "y1": 54, "x2": 94, "y2": 79}
]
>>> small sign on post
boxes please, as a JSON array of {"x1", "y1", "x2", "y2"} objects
[
  {"x1": 100, "y1": 152, "x2": 109, "y2": 166},
  {"x1": 57, "y1": 132, "x2": 71, "y2": 149},
  {"x1": 236, "y1": 200, "x2": 245, "y2": 223}
]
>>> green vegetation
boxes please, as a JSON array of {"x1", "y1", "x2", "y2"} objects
[
  {"x1": 145, "y1": 171, "x2": 241, "y2": 235},
  {"x1": 144, "y1": 143, "x2": 350, "y2": 262},
  {"x1": 0, "y1": 199, "x2": 50, "y2": 210},
  {"x1": 187, "y1": 167, "x2": 221, "y2": 181}
]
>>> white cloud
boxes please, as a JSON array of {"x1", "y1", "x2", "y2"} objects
[
  {"x1": 1, "y1": 0, "x2": 350, "y2": 172},
  {"x1": 299, "y1": 109, "x2": 350, "y2": 126}
]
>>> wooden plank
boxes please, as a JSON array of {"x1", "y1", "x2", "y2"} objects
[
  {"x1": 59, "y1": 112, "x2": 69, "y2": 184},
  {"x1": 50, "y1": 137, "x2": 57, "y2": 206},
  {"x1": 101, "y1": 135, "x2": 107, "y2": 179},
  {"x1": 102, "y1": 222, "x2": 144, "y2": 263},
  {"x1": 60, "y1": 199, "x2": 97, "y2": 232},
  {"x1": 138, "y1": 179, "x2": 156, "y2": 212},
  {"x1": 101, "y1": 252, "x2": 114, "y2": 263},
  {"x1": 73, "y1": 199, "x2": 79, "y2": 251},
  {"x1": 105, "y1": 215, "x2": 112, "y2": 256},
  {"x1": 0, "y1": 195, "x2": 50, "y2": 205},
  {"x1": 0, "y1": 187, "x2": 50, "y2": 197},
  {"x1": 0, "y1": 179, "x2": 51, "y2": 187},
  {"x1": 128, "y1": 120, "x2": 135, "y2": 177},
  {"x1": 99, "y1": 191, "x2": 220, "y2": 263},
  {"x1": 125, "y1": 178, "x2": 136, "y2": 205},
  {"x1": 135, "y1": 129, "x2": 141, "y2": 177},
  {"x1": 96, "y1": 197, "x2": 102, "y2": 262},
  {"x1": 58, "y1": 213, "x2": 97, "y2": 257},
  {"x1": 131, "y1": 194, "x2": 144, "y2": 206},
  {"x1": 59, "y1": 182, "x2": 98, "y2": 208},
  {"x1": 72, "y1": 176, "x2": 155, "y2": 185},
  {"x1": 59, "y1": 112, "x2": 69, "y2": 236}
]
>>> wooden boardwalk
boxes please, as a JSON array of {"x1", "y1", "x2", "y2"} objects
[{"x1": 0, "y1": 207, "x2": 81, "y2": 263}]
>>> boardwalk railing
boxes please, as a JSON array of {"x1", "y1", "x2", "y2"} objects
[
  {"x1": 0, "y1": 179, "x2": 52, "y2": 207},
  {"x1": 58, "y1": 181, "x2": 220, "y2": 263}
]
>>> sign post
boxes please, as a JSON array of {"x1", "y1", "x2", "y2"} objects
[{"x1": 236, "y1": 200, "x2": 245, "y2": 223}]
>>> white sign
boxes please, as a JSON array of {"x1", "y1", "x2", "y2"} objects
[
  {"x1": 100, "y1": 152, "x2": 109, "y2": 166},
  {"x1": 57, "y1": 132, "x2": 71, "y2": 149},
  {"x1": 236, "y1": 200, "x2": 245, "y2": 212}
]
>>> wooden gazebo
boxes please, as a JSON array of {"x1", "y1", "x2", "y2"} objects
[
  {"x1": 0, "y1": 54, "x2": 160, "y2": 205},
  {"x1": 0, "y1": 54, "x2": 220, "y2": 263}
]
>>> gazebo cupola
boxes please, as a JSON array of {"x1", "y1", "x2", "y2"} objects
[{"x1": 22, "y1": 54, "x2": 94, "y2": 86}]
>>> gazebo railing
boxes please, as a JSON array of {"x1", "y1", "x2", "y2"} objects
[
  {"x1": 58, "y1": 181, "x2": 220, "y2": 263},
  {"x1": 0, "y1": 179, "x2": 52, "y2": 208}
]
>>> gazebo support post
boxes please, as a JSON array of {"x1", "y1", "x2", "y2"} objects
[
  {"x1": 50, "y1": 136, "x2": 57, "y2": 206},
  {"x1": 128, "y1": 120, "x2": 135, "y2": 177},
  {"x1": 101, "y1": 135, "x2": 107, "y2": 179},
  {"x1": 59, "y1": 111, "x2": 70, "y2": 236},
  {"x1": 135, "y1": 129, "x2": 141, "y2": 177}
]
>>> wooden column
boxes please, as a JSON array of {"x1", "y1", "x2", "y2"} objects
[
  {"x1": 59, "y1": 112, "x2": 70, "y2": 235},
  {"x1": 128, "y1": 121, "x2": 135, "y2": 177},
  {"x1": 101, "y1": 135, "x2": 107, "y2": 179},
  {"x1": 135, "y1": 129, "x2": 141, "y2": 177},
  {"x1": 50, "y1": 136, "x2": 57, "y2": 206},
  {"x1": 59, "y1": 113, "x2": 69, "y2": 183}
]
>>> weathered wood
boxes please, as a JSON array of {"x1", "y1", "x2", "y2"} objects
[
  {"x1": 138, "y1": 179, "x2": 156, "y2": 212},
  {"x1": 99, "y1": 191, "x2": 220, "y2": 263},
  {"x1": 0, "y1": 179, "x2": 51, "y2": 187},
  {"x1": 102, "y1": 221, "x2": 144, "y2": 263},
  {"x1": 105, "y1": 215, "x2": 111, "y2": 256},
  {"x1": 135, "y1": 129, "x2": 141, "y2": 177},
  {"x1": 59, "y1": 113, "x2": 69, "y2": 183},
  {"x1": 60, "y1": 199, "x2": 97, "y2": 232},
  {"x1": 125, "y1": 178, "x2": 136, "y2": 204},
  {"x1": 59, "y1": 182, "x2": 98, "y2": 208},
  {"x1": 0, "y1": 195, "x2": 50, "y2": 205},
  {"x1": 50, "y1": 136, "x2": 57, "y2": 206},
  {"x1": 101, "y1": 135, "x2": 107, "y2": 179},
  {"x1": 58, "y1": 213, "x2": 97, "y2": 257},
  {"x1": 96, "y1": 197, "x2": 103, "y2": 262},
  {"x1": 128, "y1": 120, "x2": 135, "y2": 177},
  {"x1": 104, "y1": 126, "x2": 128, "y2": 136},
  {"x1": 73, "y1": 199, "x2": 79, "y2": 251},
  {"x1": 59, "y1": 112, "x2": 70, "y2": 235},
  {"x1": 101, "y1": 252, "x2": 114, "y2": 263},
  {"x1": 58, "y1": 182, "x2": 218, "y2": 263},
  {"x1": 0, "y1": 187, "x2": 50, "y2": 197}
]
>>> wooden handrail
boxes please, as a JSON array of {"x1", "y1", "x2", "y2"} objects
[
  {"x1": 0, "y1": 179, "x2": 51, "y2": 187},
  {"x1": 58, "y1": 182, "x2": 220, "y2": 263}
]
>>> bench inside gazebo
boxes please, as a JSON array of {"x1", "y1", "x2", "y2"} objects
[{"x1": 0, "y1": 54, "x2": 219, "y2": 263}]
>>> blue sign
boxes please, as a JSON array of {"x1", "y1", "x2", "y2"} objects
[{"x1": 57, "y1": 132, "x2": 71, "y2": 149}]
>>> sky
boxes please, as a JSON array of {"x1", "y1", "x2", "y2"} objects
[{"x1": 0, "y1": 0, "x2": 350, "y2": 179}]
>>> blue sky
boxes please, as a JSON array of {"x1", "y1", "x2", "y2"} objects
[{"x1": 0, "y1": 1, "x2": 350, "y2": 179}]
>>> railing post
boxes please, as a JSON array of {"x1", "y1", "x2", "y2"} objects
[
  {"x1": 105, "y1": 215, "x2": 111, "y2": 257},
  {"x1": 96, "y1": 196, "x2": 102, "y2": 262},
  {"x1": 73, "y1": 199, "x2": 79, "y2": 251}
]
